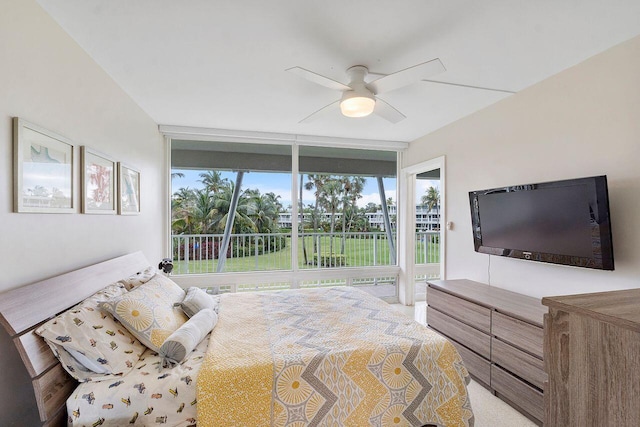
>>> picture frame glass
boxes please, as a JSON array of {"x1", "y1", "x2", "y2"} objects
[
  {"x1": 19, "y1": 126, "x2": 73, "y2": 211},
  {"x1": 84, "y1": 150, "x2": 116, "y2": 212},
  {"x1": 120, "y1": 166, "x2": 140, "y2": 214}
]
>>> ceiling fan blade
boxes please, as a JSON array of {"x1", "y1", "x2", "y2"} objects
[
  {"x1": 286, "y1": 67, "x2": 351, "y2": 91},
  {"x1": 422, "y1": 79, "x2": 516, "y2": 94},
  {"x1": 299, "y1": 100, "x2": 341, "y2": 123},
  {"x1": 369, "y1": 58, "x2": 446, "y2": 94},
  {"x1": 374, "y1": 98, "x2": 406, "y2": 123}
]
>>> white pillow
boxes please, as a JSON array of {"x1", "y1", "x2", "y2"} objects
[
  {"x1": 159, "y1": 308, "x2": 217, "y2": 367},
  {"x1": 119, "y1": 266, "x2": 156, "y2": 290},
  {"x1": 67, "y1": 348, "x2": 110, "y2": 374},
  {"x1": 175, "y1": 287, "x2": 219, "y2": 318},
  {"x1": 36, "y1": 283, "x2": 146, "y2": 379}
]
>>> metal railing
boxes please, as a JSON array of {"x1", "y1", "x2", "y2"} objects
[{"x1": 171, "y1": 231, "x2": 439, "y2": 275}]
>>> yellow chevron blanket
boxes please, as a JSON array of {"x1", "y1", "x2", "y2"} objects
[{"x1": 197, "y1": 287, "x2": 473, "y2": 426}]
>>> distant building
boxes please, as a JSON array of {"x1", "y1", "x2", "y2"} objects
[{"x1": 278, "y1": 205, "x2": 440, "y2": 231}]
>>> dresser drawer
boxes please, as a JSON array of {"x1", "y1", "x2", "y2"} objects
[
  {"x1": 449, "y1": 339, "x2": 491, "y2": 387},
  {"x1": 491, "y1": 337, "x2": 546, "y2": 389},
  {"x1": 427, "y1": 306, "x2": 491, "y2": 359},
  {"x1": 428, "y1": 287, "x2": 491, "y2": 334},
  {"x1": 492, "y1": 311, "x2": 544, "y2": 358},
  {"x1": 491, "y1": 364, "x2": 544, "y2": 422}
]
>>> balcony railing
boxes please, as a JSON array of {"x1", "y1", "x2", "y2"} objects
[{"x1": 171, "y1": 231, "x2": 439, "y2": 275}]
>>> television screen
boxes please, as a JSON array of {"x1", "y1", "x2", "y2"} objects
[{"x1": 469, "y1": 176, "x2": 614, "y2": 270}]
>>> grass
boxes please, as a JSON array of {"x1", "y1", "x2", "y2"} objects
[{"x1": 173, "y1": 235, "x2": 439, "y2": 274}]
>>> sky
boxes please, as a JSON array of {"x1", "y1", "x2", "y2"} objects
[{"x1": 172, "y1": 169, "x2": 439, "y2": 210}]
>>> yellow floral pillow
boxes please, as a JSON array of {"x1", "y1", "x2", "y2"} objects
[{"x1": 99, "y1": 274, "x2": 188, "y2": 352}]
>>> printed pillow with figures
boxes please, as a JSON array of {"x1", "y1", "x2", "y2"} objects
[
  {"x1": 35, "y1": 283, "x2": 146, "y2": 381},
  {"x1": 118, "y1": 266, "x2": 156, "y2": 290},
  {"x1": 99, "y1": 274, "x2": 188, "y2": 353}
]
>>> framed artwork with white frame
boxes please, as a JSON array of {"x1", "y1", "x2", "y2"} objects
[
  {"x1": 118, "y1": 163, "x2": 141, "y2": 215},
  {"x1": 13, "y1": 118, "x2": 75, "y2": 213},
  {"x1": 81, "y1": 146, "x2": 117, "y2": 214}
]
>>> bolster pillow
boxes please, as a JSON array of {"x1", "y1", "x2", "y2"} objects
[
  {"x1": 159, "y1": 308, "x2": 217, "y2": 368},
  {"x1": 174, "y1": 286, "x2": 219, "y2": 318}
]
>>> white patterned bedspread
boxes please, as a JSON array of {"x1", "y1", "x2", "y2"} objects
[{"x1": 67, "y1": 333, "x2": 208, "y2": 426}]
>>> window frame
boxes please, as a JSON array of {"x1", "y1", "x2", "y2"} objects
[{"x1": 162, "y1": 126, "x2": 407, "y2": 301}]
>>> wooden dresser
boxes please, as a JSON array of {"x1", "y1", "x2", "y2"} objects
[
  {"x1": 543, "y1": 289, "x2": 640, "y2": 427},
  {"x1": 426, "y1": 279, "x2": 547, "y2": 424}
]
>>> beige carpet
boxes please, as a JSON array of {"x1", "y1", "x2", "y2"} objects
[{"x1": 390, "y1": 302, "x2": 537, "y2": 427}]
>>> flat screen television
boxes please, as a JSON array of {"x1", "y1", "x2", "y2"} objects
[{"x1": 469, "y1": 175, "x2": 614, "y2": 270}]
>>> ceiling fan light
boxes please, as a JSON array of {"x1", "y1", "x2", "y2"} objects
[{"x1": 340, "y1": 93, "x2": 375, "y2": 118}]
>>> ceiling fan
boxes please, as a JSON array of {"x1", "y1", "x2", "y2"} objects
[
  {"x1": 286, "y1": 58, "x2": 445, "y2": 123},
  {"x1": 286, "y1": 58, "x2": 514, "y2": 123}
]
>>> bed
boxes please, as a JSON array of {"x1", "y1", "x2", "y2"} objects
[{"x1": 0, "y1": 252, "x2": 474, "y2": 426}]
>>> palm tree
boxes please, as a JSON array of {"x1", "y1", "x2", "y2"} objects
[
  {"x1": 171, "y1": 171, "x2": 185, "y2": 180},
  {"x1": 247, "y1": 191, "x2": 280, "y2": 233},
  {"x1": 305, "y1": 174, "x2": 328, "y2": 254},
  {"x1": 319, "y1": 178, "x2": 344, "y2": 261},
  {"x1": 191, "y1": 189, "x2": 218, "y2": 234},
  {"x1": 198, "y1": 170, "x2": 227, "y2": 194},
  {"x1": 171, "y1": 187, "x2": 196, "y2": 234},
  {"x1": 263, "y1": 192, "x2": 283, "y2": 213},
  {"x1": 338, "y1": 176, "x2": 365, "y2": 253},
  {"x1": 210, "y1": 182, "x2": 256, "y2": 234},
  {"x1": 304, "y1": 174, "x2": 327, "y2": 232},
  {"x1": 421, "y1": 186, "x2": 440, "y2": 214},
  {"x1": 345, "y1": 176, "x2": 366, "y2": 232}
]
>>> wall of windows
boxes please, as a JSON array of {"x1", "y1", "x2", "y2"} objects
[{"x1": 169, "y1": 135, "x2": 400, "y2": 301}]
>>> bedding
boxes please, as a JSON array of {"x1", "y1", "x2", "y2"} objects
[
  {"x1": 35, "y1": 283, "x2": 146, "y2": 381},
  {"x1": 197, "y1": 287, "x2": 474, "y2": 426},
  {"x1": 100, "y1": 274, "x2": 188, "y2": 353},
  {"x1": 67, "y1": 334, "x2": 208, "y2": 427}
]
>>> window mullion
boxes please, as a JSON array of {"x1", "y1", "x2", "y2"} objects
[{"x1": 290, "y1": 143, "x2": 299, "y2": 287}]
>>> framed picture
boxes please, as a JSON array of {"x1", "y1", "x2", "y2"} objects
[
  {"x1": 81, "y1": 147, "x2": 117, "y2": 214},
  {"x1": 13, "y1": 118, "x2": 75, "y2": 213},
  {"x1": 118, "y1": 163, "x2": 141, "y2": 215}
]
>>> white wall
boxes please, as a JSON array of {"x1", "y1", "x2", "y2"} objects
[
  {"x1": 405, "y1": 35, "x2": 640, "y2": 299},
  {"x1": 0, "y1": 1, "x2": 165, "y2": 424}
]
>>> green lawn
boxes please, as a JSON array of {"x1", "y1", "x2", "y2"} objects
[{"x1": 173, "y1": 235, "x2": 439, "y2": 274}]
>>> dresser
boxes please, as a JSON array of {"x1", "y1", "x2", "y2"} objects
[
  {"x1": 426, "y1": 279, "x2": 547, "y2": 424},
  {"x1": 543, "y1": 289, "x2": 640, "y2": 427}
]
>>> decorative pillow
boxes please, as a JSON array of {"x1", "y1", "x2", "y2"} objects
[
  {"x1": 119, "y1": 266, "x2": 156, "y2": 290},
  {"x1": 42, "y1": 339, "x2": 111, "y2": 382},
  {"x1": 159, "y1": 308, "x2": 217, "y2": 367},
  {"x1": 175, "y1": 286, "x2": 220, "y2": 318},
  {"x1": 99, "y1": 274, "x2": 188, "y2": 353},
  {"x1": 66, "y1": 347, "x2": 109, "y2": 374},
  {"x1": 35, "y1": 283, "x2": 146, "y2": 379}
]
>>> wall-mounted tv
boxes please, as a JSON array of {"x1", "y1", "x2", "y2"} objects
[{"x1": 469, "y1": 176, "x2": 614, "y2": 270}]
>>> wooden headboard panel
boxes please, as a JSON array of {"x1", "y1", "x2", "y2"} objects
[{"x1": 0, "y1": 252, "x2": 150, "y2": 426}]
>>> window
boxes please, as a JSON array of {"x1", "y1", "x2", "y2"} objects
[
  {"x1": 171, "y1": 141, "x2": 291, "y2": 274},
  {"x1": 298, "y1": 146, "x2": 397, "y2": 270},
  {"x1": 169, "y1": 137, "x2": 399, "y2": 301}
]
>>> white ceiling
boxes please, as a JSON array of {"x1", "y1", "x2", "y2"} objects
[{"x1": 37, "y1": 0, "x2": 640, "y2": 143}]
